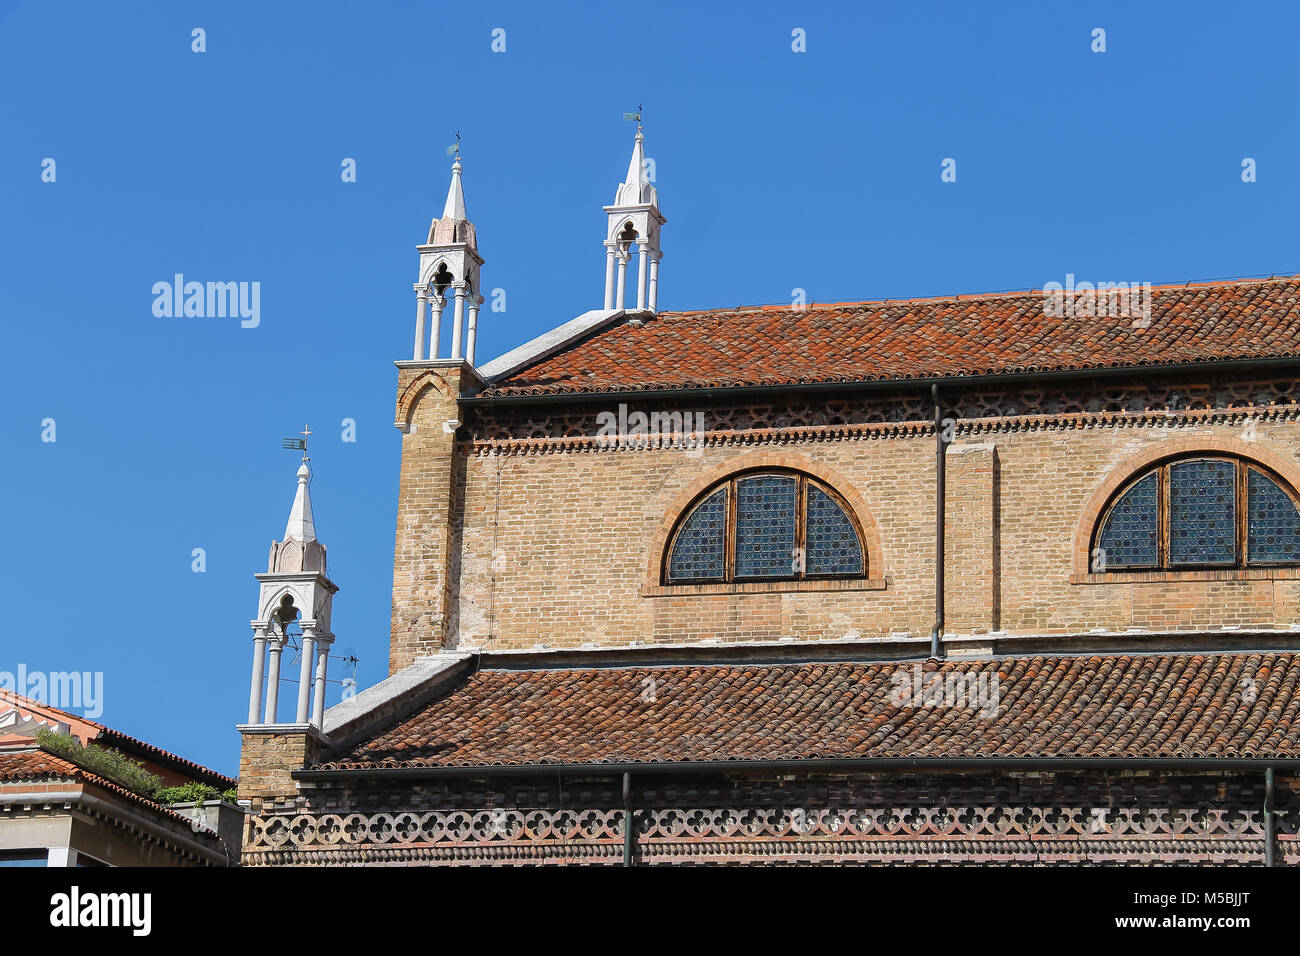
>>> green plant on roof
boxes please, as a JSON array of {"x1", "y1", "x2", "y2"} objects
[
  {"x1": 154, "y1": 782, "x2": 239, "y2": 805},
  {"x1": 36, "y1": 727, "x2": 164, "y2": 798},
  {"x1": 34, "y1": 729, "x2": 239, "y2": 805}
]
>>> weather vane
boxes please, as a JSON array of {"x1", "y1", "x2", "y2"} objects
[
  {"x1": 281, "y1": 424, "x2": 312, "y2": 463},
  {"x1": 446, "y1": 131, "x2": 462, "y2": 158},
  {"x1": 622, "y1": 106, "x2": 644, "y2": 131}
]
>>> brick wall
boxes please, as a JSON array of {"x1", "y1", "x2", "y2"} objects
[
  {"x1": 236, "y1": 728, "x2": 322, "y2": 810},
  {"x1": 390, "y1": 375, "x2": 1300, "y2": 658},
  {"x1": 390, "y1": 363, "x2": 471, "y2": 672}
]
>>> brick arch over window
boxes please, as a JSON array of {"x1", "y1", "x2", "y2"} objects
[
  {"x1": 1071, "y1": 437, "x2": 1300, "y2": 576},
  {"x1": 394, "y1": 370, "x2": 453, "y2": 432},
  {"x1": 644, "y1": 452, "x2": 885, "y2": 589}
]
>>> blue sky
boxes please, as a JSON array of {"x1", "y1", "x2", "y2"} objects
[{"x1": 2, "y1": 0, "x2": 1297, "y2": 775}]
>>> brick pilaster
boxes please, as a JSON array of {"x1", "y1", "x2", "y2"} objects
[
  {"x1": 390, "y1": 361, "x2": 475, "y2": 673},
  {"x1": 944, "y1": 443, "x2": 999, "y2": 633}
]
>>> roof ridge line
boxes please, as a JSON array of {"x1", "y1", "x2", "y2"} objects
[{"x1": 658, "y1": 272, "x2": 1300, "y2": 318}]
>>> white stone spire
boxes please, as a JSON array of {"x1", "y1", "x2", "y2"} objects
[
  {"x1": 603, "y1": 120, "x2": 665, "y2": 313},
  {"x1": 283, "y1": 461, "x2": 316, "y2": 543},
  {"x1": 442, "y1": 156, "x2": 468, "y2": 221},
  {"x1": 413, "y1": 149, "x2": 485, "y2": 364},
  {"x1": 616, "y1": 129, "x2": 658, "y2": 207}
]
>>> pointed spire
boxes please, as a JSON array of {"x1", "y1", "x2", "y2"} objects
[
  {"x1": 442, "y1": 156, "x2": 467, "y2": 221},
  {"x1": 426, "y1": 153, "x2": 477, "y2": 250},
  {"x1": 614, "y1": 127, "x2": 657, "y2": 207},
  {"x1": 624, "y1": 130, "x2": 647, "y2": 187},
  {"x1": 283, "y1": 461, "x2": 316, "y2": 543}
]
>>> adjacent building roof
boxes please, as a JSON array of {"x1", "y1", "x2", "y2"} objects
[
  {"x1": 0, "y1": 748, "x2": 219, "y2": 831},
  {"x1": 0, "y1": 690, "x2": 235, "y2": 789},
  {"x1": 480, "y1": 276, "x2": 1300, "y2": 398},
  {"x1": 313, "y1": 650, "x2": 1300, "y2": 770}
]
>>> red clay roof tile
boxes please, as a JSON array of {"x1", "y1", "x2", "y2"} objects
[
  {"x1": 482, "y1": 277, "x2": 1300, "y2": 397},
  {"x1": 315, "y1": 651, "x2": 1300, "y2": 770},
  {"x1": 0, "y1": 748, "x2": 222, "y2": 832}
]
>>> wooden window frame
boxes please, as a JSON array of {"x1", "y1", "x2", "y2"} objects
[
  {"x1": 662, "y1": 468, "x2": 867, "y2": 585},
  {"x1": 1091, "y1": 454, "x2": 1300, "y2": 572}
]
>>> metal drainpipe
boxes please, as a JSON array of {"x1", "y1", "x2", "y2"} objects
[
  {"x1": 1265, "y1": 766, "x2": 1276, "y2": 867},
  {"x1": 622, "y1": 772, "x2": 635, "y2": 867},
  {"x1": 931, "y1": 384, "x2": 946, "y2": 660}
]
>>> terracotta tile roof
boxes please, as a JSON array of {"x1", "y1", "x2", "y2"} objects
[
  {"x1": 91, "y1": 726, "x2": 236, "y2": 789},
  {"x1": 0, "y1": 749, "x2": 76, "y2": 779},
  {"x1": 0, "y1": 689, "x2": 235, "y2": 789},
  {"x1": 0, "y1": 747, "x2": 220, "y2": 832},
  {"x1": 315, "y1": 652, "x2": 1300, "y2": 770},
  {"x1": 481, "y1": 277, "x2": 1300, "y2": 397}
]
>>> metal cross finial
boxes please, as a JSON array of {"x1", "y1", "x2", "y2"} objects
[{"x1": 281, "y1": 424, "x2": 312, "y2": 456}]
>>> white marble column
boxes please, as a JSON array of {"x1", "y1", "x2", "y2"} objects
[
  {"x1": 603, "y1": 243, "x2": 617, "y2": 310},
  {"x1": 413, "y1": 285, "x2": 429, "y2": 360},
  {"x1": 648, "y1": 252, "x2": 661, "y2": 312},
  {"x1": 615, "y1": 251, "x2": 630, "y2": 310},
  {"x1": 466, "y1": 295, "x2": 483, "y2": 366},
  {"x1": 264, "y1": 636, "x2": 285, "y2": 724},
  {"x1": 429, "y1": 294, "x2": 446, "y2": 359},
  {"x1": 636, "y1": 245, "x2": 649, "y2": 310},
  {"x1": 311, "y1": 638, "x2": 332, "y2": 728},
  {"x1": 451, "y1": 284, "x2": 467, "y2": 360},
  {"x1": 248, "y1": 626, "x2": 268, "y2": 724},
  {"x1": 296, "y1": 629, "x2": 316, "y2": 724}
]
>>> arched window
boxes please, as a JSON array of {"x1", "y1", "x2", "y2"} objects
[
  {"x1": 664, "y1": 470, "x2": 865, "y2": 583},
  {"x1": 1092, "y1": 455, "x2": 1300, "y2": 571}
]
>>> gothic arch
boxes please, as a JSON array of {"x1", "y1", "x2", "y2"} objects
[
  {"x1": 419, "y1": 257, "x2": 456, "y2": 291},
  {"x1": 610, "y1": 219, "x2": 640, "y2": 243},
  {"x1": 643, "y1": 451, "x2": 885, "y2": 589},
  {"x1": 1070, "y1": 436, "x2": 1300, "y2": 575},
  {"x1": 258, "y1": 585, "x2": 303, "y2": 626},
  {"x1": 395, "y1": 369, "x2": 453, "y2": 432}
]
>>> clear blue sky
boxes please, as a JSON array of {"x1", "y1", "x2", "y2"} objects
[{"x1": 2, "y1": 0, "x2": 1297, "y2": 776}]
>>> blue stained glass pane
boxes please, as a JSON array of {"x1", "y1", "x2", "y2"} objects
[
  {"x1": 734, "y1": 475, "x2": 798, "y2": 578},
  {"x1": 1248, "y1": 469, "x2": 1300, "y2": 564},
  {"x1": 1096, "y1": 472, "x2": 1159, "y2": 569},
  {"x1": 667, "y1": 489, "x2": 726, "y2": 581},
  {"x1": 806, "y1": 486, "x2": 864, "y2": 575},
  {"x1": 1169, "y1": 460, "x2": 1236, "y2": 565}
]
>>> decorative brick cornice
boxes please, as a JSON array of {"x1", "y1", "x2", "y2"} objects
[
  {"x1": 464, "y1": 398, "x2": 1300, "y2": 457},
  {"x1": 467, "y1": 420, "x2": 932, "y2": 457}
]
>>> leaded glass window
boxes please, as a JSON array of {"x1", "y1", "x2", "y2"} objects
[
  {"x1": 734, "y1": 476, "x2": 798, "y2": 578},
  {"x1": 1096, "y1": 472, "x2": 1159, "y2": 569},
  {"x1": 664, "y1": 471, "x2": 866, "y2": 583},
  {"x1": 1168, "y1": 460, "x2": 1236, "y2": 565},
  {"x1": 1091, "y1": 455, "x2": 1300, "y2": 572},
  {"x1": 806, "y1": 486, "x2": 866, "y2": 575},
  {"x1": 1248, "y1": 468, "x2": 1300, "y2": 563},
  {"x1": 665, "y1": 488, "x2": 726, "y2": 581}
]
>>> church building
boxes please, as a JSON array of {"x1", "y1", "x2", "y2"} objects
[{"x1": 236, "y1": 121, "x2": 1300, "y2": 865}]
